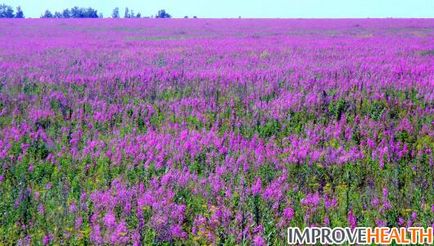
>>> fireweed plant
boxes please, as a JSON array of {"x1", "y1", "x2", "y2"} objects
[{"x1": 0, "y1": 19, "x2": 433, "y2": 245}]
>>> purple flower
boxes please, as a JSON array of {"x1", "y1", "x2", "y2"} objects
[
  {"x1": 398, "y1": 217, "x2": 405, "y2": 226},
  {"x1": 323, "y1": 216, "x2": 330, "y2": 226},
  {"x1": 90, "y1": 224, "x2": 102, "y2": 244},
  {"x1": 42, "y1": 234, "x2": 52, "y2": 245},
  {"x1": 375, "y1": 219, "x2": 387, "y2": 227},
  {"x1": 348, "y1": 210, "x2": 357, "y2": 229},
  {"x1": 411, "y1": 211, "x2": 417, "y2": 222},
  {"x1": 170, "y1": 224, "x2": 187, "y2": 239},
  {"x1": 38, "y1": 204, "x2": 45, "y2": 215},
  {"x1": 283, "y1": 207, "x2": 294, "y2": 222},
  {"x1": 111, "y1": 221, "x2": 129, "y2": 244},
  {"x1": 301, "y1": 193, "x2": 320, "y2": 207},
  {"x1": 324, "y1": 196, "x2": 338, "y2": 209},
  {"x1": 371, "y1": 197, "x2": 380, "y2": 207},
  {"x1": 251, "y1": 177, "x2": 262, "y2": 195},
  {"x1": 253, "y1": 235, "x2": 266, "y2": 246},
  {"x1": 75, "y1": 216, "x2": 83, "y2": 230},
  {"x1": 382, "y1": 188, "x2": 388, "y2": 198},
  {"x1": 103, "y1": 211, "x2": 116, "y2": 228},
  {"x1": 28, "y1": 164, "x2": 34, "y2": 172},
  {"x1": 69, "y1": 202, "x2": 77, "y2": 213}
]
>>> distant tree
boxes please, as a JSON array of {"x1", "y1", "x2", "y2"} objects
[
  {"x1": 53, "y1": 11, "x2": 63, "y2": 18},
  {"x1": 184, "y1": 16, "x2": 188, "y2": 18},
  {"x1": 70, "y1": 6, "x2": 81, "y2": 18},
  {"x1": 112, "y1": 7, "x2": 119, "y2": 18},
  {"x1": 193, "y1": 16, "x2": 197, "y2": 19},
  {"x1": 41, "y1": 10, "x2": 53, "y2": 18},
  {"x1": 156, "y1": 9, "x2": 171, "y2": 18},
  {"x1": 15, "y1": 6, "x2": 24, "y2": 18},
  {"x1": 41, "y1": 7, "x2": 98, "y2": 18},
  {"x1": 84, "y1": 7, "x2": 98, "y2": 18},
  {"x1": 62, "y1": 8, "x2": 71, "y2": 18},
  {"x1": 124, "y1": 7, "x2": 129, "y2": 18},
  {"x1": 0, "y1": 4, "x2": 14, "y2": 18},
  {"x1": 68, "y1": 6, "x2": 98, "y2": 18},
  {"x1": 123, "y1": 8, "x2": 142, "y2": 18},
  {"x1": 98, "y1": 12, "x2": 103, "y2": 18}
]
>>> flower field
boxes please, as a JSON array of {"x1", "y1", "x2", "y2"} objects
[{"x1": 0, "y1": 19, "x2": 433, "y2": 245}]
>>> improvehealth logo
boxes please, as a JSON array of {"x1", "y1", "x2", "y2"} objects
[{"x1": 287, "y1": 227, "x2": 433, "y2": 245}]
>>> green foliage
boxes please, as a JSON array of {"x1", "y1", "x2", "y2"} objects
[{"x1": 328, "y1": 98, "x2": 347, "y2": 120}]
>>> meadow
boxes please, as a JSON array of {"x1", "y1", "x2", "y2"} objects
[{"x1": 0, "y1": 19, "x2": 433, "y2": 245}]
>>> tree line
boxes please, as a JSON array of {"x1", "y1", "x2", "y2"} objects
[
  {"x1": 0, "y1": 3, "x2": 175, "y2": 19},
  {"x1": 41, "y1": 7, "x2": 101, "y2": 18},
  {"x1": 0, "y1": 4, "x2": 24, "y2": 18},
  {"x1": 43, "y1": 7, "x2": 172, "y2": 19}
]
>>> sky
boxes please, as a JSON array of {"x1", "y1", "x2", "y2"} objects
[{"x1": 2, "y1": 0, "x2": 433, "y2": 18}]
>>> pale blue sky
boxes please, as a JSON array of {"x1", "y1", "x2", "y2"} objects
[{"x1": 2, "y1": 0, "x2": 433, "y2": 18}]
